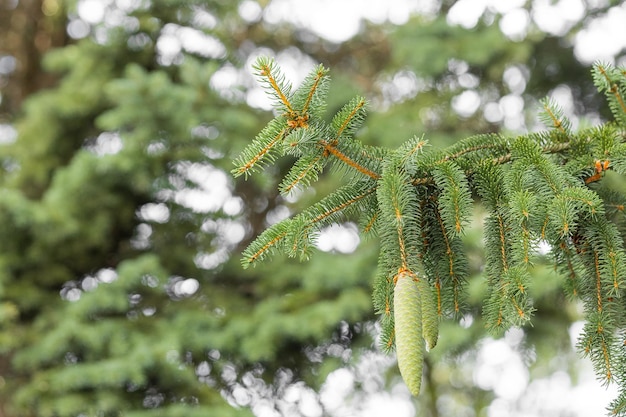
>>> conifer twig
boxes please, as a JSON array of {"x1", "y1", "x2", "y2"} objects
[{"x1": 235, "y1": 59, "x2": 626, "y2": 413}]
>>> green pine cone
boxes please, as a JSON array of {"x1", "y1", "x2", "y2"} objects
[
  {"x1": 417, "y1": 274, "x2": 439, "y2": 350},
  {"x1": 394, "y1": 272, "x2": 424, "y2": 396}
]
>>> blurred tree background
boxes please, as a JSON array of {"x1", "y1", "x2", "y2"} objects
[{"x1": 1, "y1": 0, "x2": 625, "y2": 416}]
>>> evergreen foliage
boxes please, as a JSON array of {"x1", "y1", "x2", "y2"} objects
[{"x1": 234, "y1": 58, "x2": 626, "y2": 415}]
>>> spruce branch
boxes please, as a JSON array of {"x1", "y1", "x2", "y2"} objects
[
  {"x1": 593, "y1": 63, "x2": 626, "y2": 125},
  {"x1": 232, "y1": 117, "x2": 289, "y2": 178},
  {"x1": 431, "y1": 160, "x2": 472, "y2": 236},
  {"x1": 540, "y1": 97, "x2": 572, "y2": 135},
  {"x1": 279, "y1": 152, "x2": 324, "y2": 195},
  {"x1": 376, "y1": 166, "x2": 421, "y2": 272},
  {"x1": 508, "y1": 190, "x2": 536, "y2": 265},
  {"x1": 554, "y1": 240, "x2": 584, "y2": 298},
  {"x1": 319, "y1": 139, "x2": 381, "y2": 179},
  {"x1": 373, "y1": 257, "x2": 395, "y2": 352},
  {"x1": 331, "y1": 96, "x2": 367, "y2": 139},
  {"x1": 233, "y1": 58, "x2": 626, "y2": 413},
  {"x1": 421, "y1": 196, "x2": 468, "y2": 317},
  {"x1": 292, "y1": 64, "x2": 330, "y2": 118},
  {"x1": 240, "y1": 220, "x2": 291, "y2": 267},
  {"x1": 253, "y1": 57, "x2": 295, "y2": 115}
]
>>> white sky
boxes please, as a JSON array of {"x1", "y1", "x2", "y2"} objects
[
  {"x1": 260, "y1": 0, "x2": 626, "y2": 63},
  {"x1": 262, "y1": 0, "x2": 438, "y2": 42}
]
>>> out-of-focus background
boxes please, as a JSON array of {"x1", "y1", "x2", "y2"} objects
[{"x1": 1, "y1": 0, "x2": 625, "y2": 416}]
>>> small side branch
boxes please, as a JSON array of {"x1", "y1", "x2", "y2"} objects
[{"x1": 320, "y1": 139, "x2": 380, "y2": 179}]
